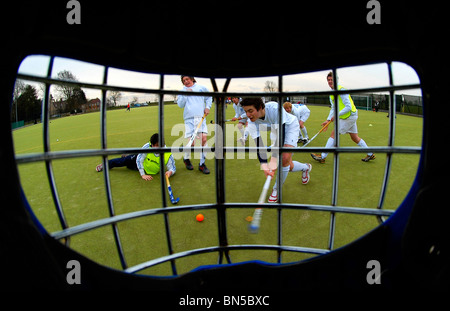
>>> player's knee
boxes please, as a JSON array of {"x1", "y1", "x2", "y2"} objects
[{"x1": 281, "y1": 154, "x2": 291, "y2": 167}]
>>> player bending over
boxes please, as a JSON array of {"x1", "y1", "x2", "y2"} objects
[
  {"x1": 240, "y1": 98, "x2": 312, "y2": 203},
  {"x1": 96, "y1": 133, "x2": 176, "y2": 181},
  {"x1": 311, "y1": 71, "x2": 376, "y2": 163},
  {"x1": 283, "y1": 101, "x2": 310, "y2": 144}
]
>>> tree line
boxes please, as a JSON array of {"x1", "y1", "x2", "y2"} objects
[{"x1": 12, "y1": 70, "x2": 124, "y2": 125}]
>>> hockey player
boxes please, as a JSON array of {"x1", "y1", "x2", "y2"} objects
[
  {"x1": 240, "y1": 98, "x2": 312, "y2": 203},
  {"x1": 283, "y1": 101, "x2": 310, "y2": 144},
  {"x1": 95, "y1": 133, "x2": 176, "y2": 181},
  {"x1": 177, "y1": 76, "x2": 213, "y2": 174},
  {"x1": 310, "y1": 71, "x2": 375, "y2": 163},
  {"x1": 230, "y1": 97, "x2": 249, "y2": 145}
]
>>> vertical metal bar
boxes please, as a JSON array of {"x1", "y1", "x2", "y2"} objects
[
  {"x1": 376, "y1": 62, "x2": 396, "y2": 223},
  {"x1": 212, "y1": 78, "x2": 231, "y2": 264},
  {"x1": 328, "y1": 68, "x2": 339, "y2": 250},
  {"x1": 276, "y1": 75, "x2": 283, "y2": 263},
  {"x1": 159, "y1": 74, "x2": 178, "y2": 275},
  {"x1": 100, "y1": 66, "x2": 127, "y2": 269},
  {"x1": 42, "y1": 56, "x2": 69, "y2": 245}
]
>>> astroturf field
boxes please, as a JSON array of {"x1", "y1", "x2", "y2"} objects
[{"x1": 13, "y1": 104, "x2": 422, "y2": 275}]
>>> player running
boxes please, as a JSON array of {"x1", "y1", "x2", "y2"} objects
[
  {"x1": 240, "y1": 98, "x2": 312, "y2": 203},
  {"x1": 283, "y1": 101, "x2": 310, "y2": 144},
  {"x1": 177, "y1": 76, "x2": 213, "y2": 174},
  {"x1": 95, "y1": 133, "x2": 176, "y2": 181},
  {"x1": 310, "y1": 71, "x2": 376, "y2": 163}
]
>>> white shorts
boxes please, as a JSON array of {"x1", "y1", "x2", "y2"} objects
[
  {"x1": 284, "y1": 121, "x2": 300, "y2": 146},
  {"x1": 299, "y1": 110, "x2": 310, "y2": 123},
  {"x1": 184, "y1": 116, "x2": 208, "y2": 138},
  {"x1": 248, "y1": 122, "x2": 299, "y2": 146},
  {"x1": 338, "y1": 112, "x2": 358, "y2": 134}
]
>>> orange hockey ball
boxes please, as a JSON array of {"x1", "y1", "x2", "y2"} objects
[{"x1": 196, "y1": 214, "x2": 204, "y2": 222}]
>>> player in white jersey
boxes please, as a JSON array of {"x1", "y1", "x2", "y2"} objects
[
  {"x1": 230, "y1": 97, "x2": 249, "y2": 145},
  {"x1": 177, "y1": 76, "x2": 213, "y2": 174},
  {"x1": 283, "y1": 101, "x2": 310, "y2": 144},
  {"x1": 240, "y1": 98, "x2": 312, "y2": 203}
]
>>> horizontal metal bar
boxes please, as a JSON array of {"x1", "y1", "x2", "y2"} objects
[
  {"x1": 50, "y1": 202, "x2": 394, "y2": 240},
  {"x1": 125, "y1": 244, "x2": 330, "y2": 274},
  {"x1": 226, "y1": 202, "x2": 396, "y2": 216},
  {"x1": 51, "y1": 203, "x2": 214, "y2": 240},
  {"x1": 16, "y1": 73, "x2": 421, "y2": 99},
  {"x1": 15, "y1": 146, "x2": 421, "y2": 164}
]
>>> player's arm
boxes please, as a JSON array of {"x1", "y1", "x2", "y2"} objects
[
  {"x1": 177, "y1": 87, "x2": 188, "y2": 108},
  {"x1": 165, "y1": 154, "x2": 176, "y2": 178},
  {"x1": 136, "y1": 143, "x2": 153, "y2": 180},
  {"x1": 254, "y1": 136, "x2": 275, "y2": 178}
]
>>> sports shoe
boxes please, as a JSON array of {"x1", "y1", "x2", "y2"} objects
[
  {"x1": 302, "y1": 163, "x2": 312, "y2": 184},
  {"x1": 184, "y1": 158, "x2": 193, "y2": 170},
  {"x1": 96, "y1": 163, "x2": 103, "y2": 172},
  {"x1": 198, "y1": 163, "x2": 210, "y2": 174},
  {"x1": 310, "y1": 153, "x2": 326, "y2": 163},
  {"x1": 362, "y1": 154, "x2": 376, "y2": 162},
  {"x1": 298, "y1": 138, "x2": 309, "y2": 145},
  {"x1": 268, "y1": 189, "x2": 277, "y2": 203}
]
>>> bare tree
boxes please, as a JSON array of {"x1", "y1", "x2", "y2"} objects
[
  {"x1": 55, "y1": 70, "x2": 78, "y2": 101},
  {"x1": 131, "y1": 96, "x2": 138, "y2": 105},
  {"x1": 263, "y1": 80, "x2": 277, "y2": 93},
  {"x1": 108, "y1": 90, "x2": 122, "y2": 107}
]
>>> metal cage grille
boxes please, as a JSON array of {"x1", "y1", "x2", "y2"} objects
[{"x1": 15, "y1": 56, "x2": 422, "y2": 275}]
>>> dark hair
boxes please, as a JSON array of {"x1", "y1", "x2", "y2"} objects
[
  {"x1": 150, "y1": 133, "x2": 159, "y2": 146},
  {"x1": 240, "y1": 97, "x2": 265, "y2": 111},
  {"x1": 181, "y1": 75, "x2": 197, "y2": 83}
]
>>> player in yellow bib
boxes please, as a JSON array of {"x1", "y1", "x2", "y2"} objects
[
  {"x1": 96, "y1": 133, "x2": 176, "y2": 181},
  {"x1": 311, "y1": 71, "x2": 375, "y2": 163}
]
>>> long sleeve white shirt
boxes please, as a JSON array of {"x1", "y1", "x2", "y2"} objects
[{"x1": 177, "y1": 83, "x2": 213, "y2": 120}]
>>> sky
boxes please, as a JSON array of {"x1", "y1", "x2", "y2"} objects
[{"x1": 17, "y1": 55, "x2": 422, "y2": 106}]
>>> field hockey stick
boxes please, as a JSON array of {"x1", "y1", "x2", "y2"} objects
[
  {"x1": 165, "y1": 174, "x2": 180, "y2": 204},
  {"x1": 249, "y1": 175, "x2": 272, "y2": 233},
  {"x1": 302, "y1": 120, "x2": 332, "y2": 147},
  {"x1": 185, "y1": 113, "x2": 207, "y2": 149},
  {"x1": 210, "y1": 119, "x2": 233, "y2": 124}
]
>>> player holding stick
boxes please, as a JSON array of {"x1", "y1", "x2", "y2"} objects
[
  {"x1": 177, "y1": 76, "x2": 213, "y2": 174},
  {"x1": 95, "y1": 133, "x2": 176, "y2": 181},
  {"x1": 240, "y1": 98, "x2": 312, "y2": 203},
  {"x1": 310, "y1": 71, "x2": 376, "y2": 163}
]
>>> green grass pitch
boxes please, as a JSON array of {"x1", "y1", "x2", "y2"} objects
[{"x1": 13, "y1": 104, "x2": 422, "y2": 275}]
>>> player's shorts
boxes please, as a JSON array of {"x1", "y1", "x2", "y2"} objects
[
  {"x1": 284, "y1": 121, "x2": 300, "y2": 146},
  {"x1": 299, "y1": 110, "x2": 310, "y2": 122},
  {"x1": 338, "y1": 112, "x2": 358, "y2": 134},
  {"x1": 184, "y1": 116, "x2": 208, "y2": 138}
]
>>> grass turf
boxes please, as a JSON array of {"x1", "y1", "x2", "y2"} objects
[{"x1": 13, "y1": 104, "x2": 422, "y2": 275}]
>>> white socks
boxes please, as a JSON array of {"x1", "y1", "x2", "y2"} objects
[
  {"x1": 300, "y1": 127, "x2": 308, "y2": 139},
  {"x1": 322, "y1": 137, "x2": 335, "y2": 159},
  {"x1": 357, "y1": 139, "x2": 373, "y2": 156},
  {"x1": 322, "y1": 137, "x2": 372, "y2": 158},
  {"x1": 291, "y1": 161, "x2": 308, "y2": 172},
  {"x1": 272, "y1": 165, "x2": 290, "y2": 190}
]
